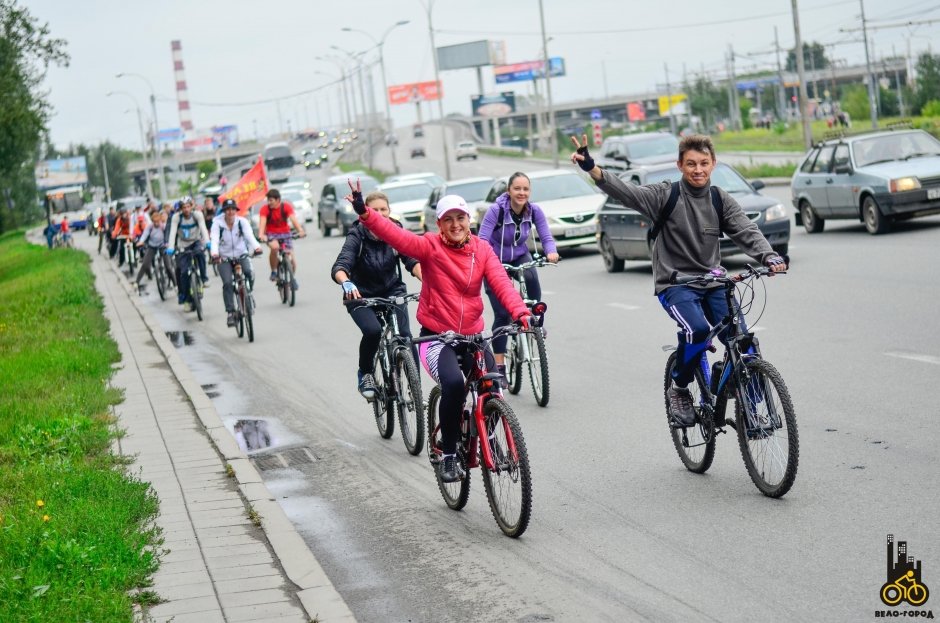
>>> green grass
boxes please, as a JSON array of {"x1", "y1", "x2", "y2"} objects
[
  {"x1": 336, "y1": 161, "x2": 389, "y2": 183},
  {"x1": 0, "y1": 232, "x2": 162, "y2": 622},
  {"x1": 479, "y1": 146, "x2": 528, "y2": 159},
  {"x1": 735, "y1": 163, "x2": 798, "y2": 178}
]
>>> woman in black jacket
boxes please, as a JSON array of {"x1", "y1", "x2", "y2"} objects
[{"x1": 331, "y1": 191, "x2": 422, "y2": 399}]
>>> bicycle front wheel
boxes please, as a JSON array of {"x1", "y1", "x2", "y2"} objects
[
  {"x1": 395, "y1": 349, "x2": 425, "y2": 456},
  {"x1": 505, "y1": 334, "x2": 523, "y2": 395},
  {"x1": 235, "y1": 287, "x2": 245, "y2": 338},
  {"x1": 277, "y1": 262, "x2": 288, "y2": 304},
  {"x1": 192, "y1": 278, "x2": 204, "y2": 322},
  {"x1": 245, "y1": 287, "x2": 255, "y2": 343},
  {"x1": 734, "y1": 358, "x2": 799, "y2": 498},
  {"x1": 155, "y1": 262, "x2": 167, "y2": 301},
  {"x1": 372, "y1": 351, "x2": 395, "y2": 439},
  {"x1": 526, "y1": 329, "x2": 550, "y2": 407},
  {"x1": 480, "y1": 397, "x2": 532, "y2": 538},
  {"x1": 426, "y1": 386, "x2": 470, "y2": 510},
  {"x1": 664, "y1": 352, "x2": 716, "y2": 474},
  {"x1": 285, "y1": 262, "x2": 296, "y2": 307}
]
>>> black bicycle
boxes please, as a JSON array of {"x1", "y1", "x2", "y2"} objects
[
  {"x1": 502, "y1": 257, "x2": 554, "y2": 407},
  {"x1": 150, "y1": 245, "x2": 171, "y2": 301},
  {"x1": 664, "y1": 265, "x2": 798, "y2": 498},
  {"x1": 274, "y1": 233, "x2": 301, "y2": 307},
  {"x1": 345, "y1": 293, "x2": 424, "y2": 455},
  {"x1": 177, "y1": 248, "x2": 205, "y2": 321},
  {"x1": 221, "y1": 254, "x2": 256, "y2": 343}
]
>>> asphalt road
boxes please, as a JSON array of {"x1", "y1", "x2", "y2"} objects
[{"x1": 124, "y1": 135, "x2": 940, "y2": 623}]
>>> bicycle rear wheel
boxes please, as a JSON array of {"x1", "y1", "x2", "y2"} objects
[
  {"x1": 664, "y1": 352, "x2": 716, "y2": 474},
  {"x1": 505, "y1": 334, "x2": 523, "y2": 395},
  {"x1": 395, "y1": 349, "x2": 425, "y2": 456},
  {"x1": 733, "y1": 358, "x2": 799, "y2": 498},
  {"x1": 426, "y1": 386, "x2": 470, "y2": 510},
  {"x1": 480, "y1": 397, "x2": 532, "y2": 538},
  {"x1": 372, "y1": 350, "x2": 395, "y2": 439},
  {"x1": 526, "y1": 329, "x2": 550, "y2": 407}
]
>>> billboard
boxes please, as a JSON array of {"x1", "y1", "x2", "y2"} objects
[
  {"x1": 34, "y1": 156, "x2": 88, "y2": 190},
  {"x1": 658, "y1": 94, "x2": 688, "y2": 116},
  {"x1": 437, "y1": 40, "x2": 492, "y2": 71},
  {"x1": 627, "y1": 101, "x2": 646, "y2": 122},
  {"x1": 471, "y1": 92, "x2": 516, "y2": 117},
  {"x1": 388, "y1": 81, "x2": 442, "y2": 105},
  {"x1": 493, "y1": 57, "x2": 566, "y2": 84}
]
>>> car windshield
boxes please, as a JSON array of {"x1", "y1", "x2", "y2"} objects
[
  {"x1": 627, "y1": 135, "x2": 680, "y2": 159},
  {"x1": 852, "y1": 132, "x2": 940, "y2": 167},
  {"x1": 383, "y1": 183, "x2": 432, "y2": 203},
  {"x1": 264, "y1": 145, "x2": 294, "y2": 169},
  {"x1": 530, "y1": 173, "x2": 598, "y2": 202},
  {"x1": 445, "y1": 180, "x2": 493, "y2": 202},
  {"x1": 282, "y1": 191, "x2": 304, "y2": 202}
]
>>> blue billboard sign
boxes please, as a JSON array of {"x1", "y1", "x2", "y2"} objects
[{"x1": 494, "y1": 57, "x2": 566, "y2": 84}]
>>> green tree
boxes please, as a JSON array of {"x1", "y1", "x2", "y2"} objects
[
  {"x1": 686, "y1": 76, "x2": 729, "y2": 131},
  {"x1": 195, "y1": 160, "x2": 216, "y2": 185},
  {"x1": 913, "y1": 53, "x2": 940, "y2": 113},
  {"x1": 841, "y1": 84, "x2": 870, "y2": 122},
  {"x1": 922, "y1": 99, "x2": 940, "y2": 117},
  {"x1": 786, "y1": 42, "x2": 829, "y2": 73},
  {"x1": 0, "y1": 0, "x2": 69, "y2": 232}
]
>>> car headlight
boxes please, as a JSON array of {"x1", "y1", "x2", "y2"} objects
[
  {"x1": 889, "y1": 177, "x2": 921, "y2": 192},
  {"x1": 343, "y1": 202, "x2": 355, "y2": 213},
  {"x1": 764, "y1": 203, "x2": 787, "y2": 222}
]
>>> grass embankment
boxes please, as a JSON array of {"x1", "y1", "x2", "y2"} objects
[
  {"x1": 735, "y1": 163, "x2": 798, "y2": 178},
  {"x1": 0, "y1": 232, "x2": 161, "y2": 621},
  {"x1": 336, "y1": 161, "x2": 389, "y2": 182}
]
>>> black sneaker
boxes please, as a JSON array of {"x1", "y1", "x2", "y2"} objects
[
  {"x1": 667, "y1": 383, "x2": 696, "y2": 428},
  {"x1": 439, "y1": 454, "x2": 465, "y2": 483},
  {"x1": 357, "y1": 371, "x2": 376, "y2": 401}
]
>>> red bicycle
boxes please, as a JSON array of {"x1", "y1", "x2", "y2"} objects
[{"x1": 415, "y1": 304, "x2": 546, "y2": 538}]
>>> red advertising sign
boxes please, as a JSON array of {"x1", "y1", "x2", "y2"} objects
[
  {"x1": 388, "y1": 81, "x2": 442, "y2": 105},
  {"x1": 218, "y1": 157, "x2": 268, "y2": 217},
  {"x1": 627, "y1": 101, "x2": 646, "y2": 122}
]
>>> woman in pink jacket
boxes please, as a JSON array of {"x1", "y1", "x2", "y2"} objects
[{"x1": 346, "y1": 180, "x2": 530, "y2": 483}]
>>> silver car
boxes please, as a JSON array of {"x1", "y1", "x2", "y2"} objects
[
  {"x1": 376, "y1": 180, "x2": 435, "y2": 233},
  {"x1": 482, "y1": 170, "x2": 604, "y2": 250},
  {"x1": 422, "y1": 176, "x2": 495, "y2": 233},
  {"x1": 791, "y1": 128, "x2": 940, "y2": 235}
]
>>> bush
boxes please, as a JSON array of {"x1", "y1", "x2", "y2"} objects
[{"x1": 921, "y1": 99, "x2": 940, "y2": 117}]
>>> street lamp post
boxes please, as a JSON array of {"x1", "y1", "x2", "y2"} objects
[
  {"x1": 116, "y1": 72, "x2": 168, "y2": 202},
  {"x1": 342, "y1": 20, "x2": 409, "y2": 175},
  {"x1": 424, "y1": 0, "x2": 452, "y2": 180},
  {"x1": 317, "y1": 56, "x2": 354, "y2": 130},
  {"x1": 107, "y1": 90, "x2": 154, "y2": 199},
  {"x1": 537, "y1": 0, "x2": 558, "y2": 169}
]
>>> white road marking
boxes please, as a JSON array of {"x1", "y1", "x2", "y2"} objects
[
  {"x1": 884, "y1": 351, "x2": 940, "y2": 366},
  {"x1": 608, "y1": 302, "x2": 641, "y2": 311},
  {"x1": 334, "y1": 439, "x2": 361, "y2": 449}
]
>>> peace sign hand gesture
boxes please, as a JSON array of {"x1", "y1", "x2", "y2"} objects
[
  {"x1": 344, "y1": 178, "x2": 367, "y2": 215},
  {"x1": 570, "y1": 134, "x2": 596, "y2": 172}
]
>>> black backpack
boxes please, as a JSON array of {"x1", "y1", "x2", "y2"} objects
[{"x1": 647, "y1": 182, "x2": 724, "y2": 244}]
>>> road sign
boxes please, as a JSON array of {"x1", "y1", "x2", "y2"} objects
[
  {"x1": 592, "y1": 122, "x2": 603, "y2": 147},
  {"x1": 591, "y1": 109, "x2": 602, "y2": 120}
]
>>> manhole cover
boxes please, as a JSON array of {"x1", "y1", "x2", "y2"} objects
[{"x1": 251, "y1": 446, "x2": 318, "y2": 471}]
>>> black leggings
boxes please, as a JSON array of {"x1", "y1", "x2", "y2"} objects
[{"x1": 349, "y1": 303, "x2": 413, "y2": 374}]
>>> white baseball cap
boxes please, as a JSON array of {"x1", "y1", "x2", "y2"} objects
[{"x1": 435, "y1": 194, "x2": 472, "y2": 220}]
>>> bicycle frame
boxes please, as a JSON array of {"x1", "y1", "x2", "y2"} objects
[{"x1": 503, "y1": 258, "x2": 550, "y2": 364}]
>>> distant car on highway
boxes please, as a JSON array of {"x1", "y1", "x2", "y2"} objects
[
  {"x1": 455, "y1": 141, "x2": 479, "y2": 161},
  {"x1": 317, "y1": 174, "x2": 379, "y2": 236},
  {"x1": 386, "y1": 172, "x2": 445, "y2": 187},
  {"x1": 410, "y1": 145, "x2": 426, "y2": 159},
  {"x1": 413, "y1": 125, "x2": 424, "y2": 138},
  {"x1": 376, "y1": 179, "x2": 435, "y2": 233},
  {"x1": 483, "y1": 169, "x2": 605, "y2": 251},
  {"x1": 422, "y1": 176, "x2": 494, "y2": 233},
  {"x1": 790, "y1": 128, "x2": 940, "y2": 235},
  {"x1": 279, "y1": 187, "x2": 315, "y2": 223},
  {"x1": 596, "y1": 132, "x2": 679, "y2": 172},
  {"x1": 595, "y1": 161, "x2": 790, "y2": 272},
  {"x1": 262, "y1": 142, "x2": 295, "y2": 184}
]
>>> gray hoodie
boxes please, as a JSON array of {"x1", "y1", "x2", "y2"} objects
[{"x1": 597, "y1": 169, "x2": 777, "y2": 294}]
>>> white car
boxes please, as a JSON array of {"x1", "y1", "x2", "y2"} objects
[
  {"x1": 280, "y1": 189, "x2": 315, "y2": 223},
  {"x1": 421, "y1": 176, "x2": 495, "y2": 233},
  {"x1": 385, "y1": 172, "x2": 445, "y2": 187},
  {"x1": 482, "y1": 170, "x2": 605, "y2": 250},
  {"x1": 376, "y1": 180, "x2": 435, "y2": 233},
  {"x1": 455, "y1": 141, "x2": 479, "y2": 161}
]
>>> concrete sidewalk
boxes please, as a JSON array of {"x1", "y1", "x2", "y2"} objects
[{"x1": 85, "y1": 239, "x2": 355, "y2": 623}]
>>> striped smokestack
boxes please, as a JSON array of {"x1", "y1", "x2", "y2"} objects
[{"x1": 171, "y1": 40, "x2": 194, "y2": 131}]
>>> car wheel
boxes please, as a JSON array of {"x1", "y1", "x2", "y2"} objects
[
  {"x1": 319, "y1": 216, "x2": 331, "y2": 237},
  {"x1": 800, "y1": 201, "x2": 824, "y2": 234},
  {"x1": 862, "y1": 195, "x2": 890, "y2": 235},
  {"x1": 600, "y1": 234, "x2": 625, "y2": 273},
  {"x1": 340, "y1": 213, "x2": 350, "y2": 236}
]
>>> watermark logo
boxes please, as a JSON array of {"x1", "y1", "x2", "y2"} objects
[{"x1": 881, "y1": 534, "x2": 930, "y2": 607}]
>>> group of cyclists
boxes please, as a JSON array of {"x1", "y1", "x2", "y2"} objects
[{"x1": 101, "y1": 190, "x2": 306, "y2": 328}]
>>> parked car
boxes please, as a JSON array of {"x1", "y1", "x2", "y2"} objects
[
  {"x1": 595, "y1": 162, "x2": 791, "y2": 272},
  {"x1": 483, "y1": 170, "x2": 605, "y2": 251},
  {"x1": 596, "y1": 132, "x2": 680, "y2": 172},
  {"x1": 422, "y1": 176, "x2": 494, "y2": 233},
  {"x1": 410, "y1": 145, "x2": 426, "y2": 159},
  {"x1": 386, "y1": 172, "x2": 445, "y2": 187},
  {"x1": 317, "y1": 174, "x2": 379, "y2": 236},
  {"x1": 455, "y1": 141, "x2": 479, "y2": 161},
  {"x1": 790, "y1": 128, "x2": 940, "y2": 235},
  {"x1": 376, "y1": 180, "x2": 435, "y2": 233}
]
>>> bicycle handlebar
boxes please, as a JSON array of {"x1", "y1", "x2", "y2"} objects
[
  {"x1": 412, "y1": 323, "x2": 522, "y2": 346},
  {"x1": 670, "y1": 264, "x2": 785, "y2": 286},
  {"x1": 342, "y1": 292, "x2": 420, "y2": 307},
  {"x1": 502, "y1": 256, "x2": 556, "y2": 274}
]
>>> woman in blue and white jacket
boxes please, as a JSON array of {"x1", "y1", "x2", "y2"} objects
[
  {"x1": 476, "y1": 171, "x2": 559, "y2": 382},
  {"x1": 209, "y1": 198, "x2": 263, "y2": 327}
]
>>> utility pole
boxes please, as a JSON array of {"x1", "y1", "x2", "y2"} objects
[
  {"x1": 101, "y1": 151, "x2": 111, "y2": 204},
  {"x1": 791, "y1": 0, "x2": 813, "y2": 149},
  {"x1": 860, "y1": 0, "x2": 879, "y2": 128},
  {"x1": 425, "y1": 0, "x2": 451, "y2": 180},
  {"x1": 774, "y1": 26, "x2": 787, "y2": 120},
  {"x1": 664, "y1": 63, "x2": 677, "y2": 135},
  {"x1": 538, "y1": 0, "x2": 558, "y2": 168}
]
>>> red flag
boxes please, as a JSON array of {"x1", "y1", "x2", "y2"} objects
[{"x1": 218, "y1": 156, "x2": 268, "y2": 216}]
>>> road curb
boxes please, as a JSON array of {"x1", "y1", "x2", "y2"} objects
[{"x1": 100, "y1": 252, "x2": 356, "y2": 622}]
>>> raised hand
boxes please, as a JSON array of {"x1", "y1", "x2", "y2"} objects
[
  {"x1": 344, "y1": 178, "x2": 366, "y2": 215},
  {"x1": 570, "y1": 134, "x2": 596, "y2": 172}
]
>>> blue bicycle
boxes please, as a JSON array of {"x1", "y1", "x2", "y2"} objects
[{"x1": 664, "y1": 265, "x2": 799, "y2": 498}]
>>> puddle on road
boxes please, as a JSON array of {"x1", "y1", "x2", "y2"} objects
[
  {"x1": 165, "y1": 331, "x2": 195, "y2": 347},
  {"x1": 200, "y1": 383, "x2": 220, "y2": 398}
]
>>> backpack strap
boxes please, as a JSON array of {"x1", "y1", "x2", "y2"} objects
[{"x1": 648, "y1": 182, "x2": 724, "y2": 243}]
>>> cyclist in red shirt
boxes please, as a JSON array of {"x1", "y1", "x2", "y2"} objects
[{"x1": 258, "y1": 189, "x2": 306, "y2": 288}]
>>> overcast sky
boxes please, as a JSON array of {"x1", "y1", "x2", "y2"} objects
[{"x1": 30, "y1": 0, "x2": 940, "y2": 150}]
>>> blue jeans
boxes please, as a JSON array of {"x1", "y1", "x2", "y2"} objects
[{"x1": 658, "y1": 285, "x2": 746, "y2": 386}]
